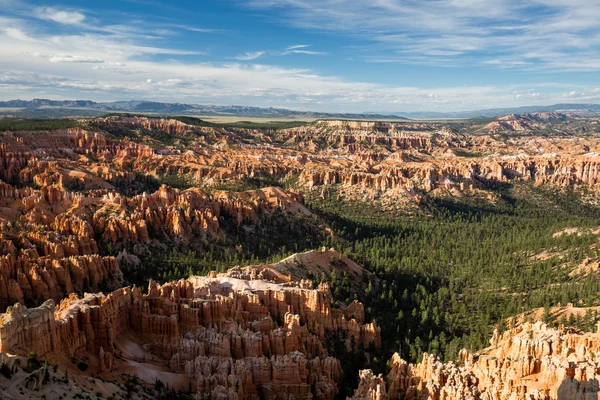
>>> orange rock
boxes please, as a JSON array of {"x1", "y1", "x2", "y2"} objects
[
  {"x1": 0, "y1": 270, "x2": 380, "y2": 400},
  {"x1": 355, "y1": 321, "x2": 600, "y2": 400}
]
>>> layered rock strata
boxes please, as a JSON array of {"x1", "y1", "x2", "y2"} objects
[
  {"x1": 5, "y1": 117, "x2": 600, "y2": 204},
  {"x1": 5, "y1": 116, "x2": 600, "y2": 313},
  {"x1": 0, "y1": 174, "x2": 308, "y2": 309},
  {"x1": 351, "y1": 321, "x2": 600, "y2": 400},
  {"x1": 0, "y1": 274, "x2": 380, "y2": 399}
]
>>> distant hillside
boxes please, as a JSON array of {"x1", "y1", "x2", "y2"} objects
[
  {"x1": 0, "y1": 99, "x2": 408, "y2": 120},
  {"x1": 0, "y1": 99, "x2": 98, "y2": 108},
  {"x1": 400, "y1": 103, "x2": 600, "y2": 119},
  {"x1": 3, "y1": 98, "x2": 600, "y2": 120}
]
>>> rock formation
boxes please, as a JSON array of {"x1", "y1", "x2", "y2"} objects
[
  {"x1": 0, "y1": 119, "x2": 317, "y2": 310},
  {"x1": 3, "y1": 115, "x2": 600, "y2": 398},
  {"x1": 0, "y1": 271, "x2": 380, "y2": 399},
  {"x1": 349, "y1": 370, "x2": 389, "y2": 400},
  {"x1": 351, "y1": 321, "x2": 600, "y2": 400},
  {"x1": 4, "y1": 115, "x2": 600, "y2": 210}
]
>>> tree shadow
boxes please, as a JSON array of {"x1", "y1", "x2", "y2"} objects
[{"x1": 557, "y1": 377, "x2": 599, "y2": 399}]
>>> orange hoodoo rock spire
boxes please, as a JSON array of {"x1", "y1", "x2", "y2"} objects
[
  {"x1": 0, "y1": 272, "x2": 380, "y2": 400},
  {"x1": 350, "y1": 321, "x2": 600, "y2": 400}
]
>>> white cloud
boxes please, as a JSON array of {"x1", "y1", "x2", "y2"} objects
[
  {"x1": 235, "y1": 46, "x2": 326, "y2": 60},
  {"x1": 0, "y1": 1, "x2": 598, "y2": 111},
  {"x1": 247, "y1": 0, "x2": 600, "y2": 71},
  {"x1": 35, "y1": 7, "x2": 86, "y2": 26},
  {"x1": 285, "y1": 44, "x2": 310, "y2": 51},
  {"x1": 562, "y1": 89, "x2": 600, "y2": 100},
  {"x1": 483, "y1": 59, "x2": 532, "y2": 67},
  {"x1": 235, "y1": 51, "x2": 266, "y2": 60},
  {"x1": 283, "y1": 49, "x2": 327, "y2": 56},
  {"x1": 173, "y1": 25, "x2": 217, "y2": 33},
  {"x1": 280, "y1": 44, "x2": 327, "y2": 55},
  {"x1": 513, "y1": 90, "x2": 541, "y2": 99},
  {"x1": 3, "y1": 27, "x2": 33, "y2": 41},
  {"x1": 48, "y1": 55, "x2": 104, "y2": 63},
  {"x1": 158, "y1": 78, "x2": 184, "y2": 87}
]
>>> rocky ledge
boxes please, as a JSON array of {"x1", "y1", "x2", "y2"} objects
[
  {"x1": 351, "y1": 321, "x2": 600, "y2": 400},
  {"x1": 0, "y1": 271, "x2": 380, "y2": 400}
]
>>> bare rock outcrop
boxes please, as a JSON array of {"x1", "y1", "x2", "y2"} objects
[
  {"x1": 0, "y1": 271, "x2": 380, "y2": 400},
  {"x1": 355, "y1": 321, "x2": 600, "y2": 400},
  {"x1": 5, "y1": 116, "x2": 600, "y2": 213},
  {"x1": 348, "y1": 369, "x2": 389, "y2": 400}
]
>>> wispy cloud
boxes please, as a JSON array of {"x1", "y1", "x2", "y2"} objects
[
  {"x1": 247, "y1": 0, "x2": 600, "y2": 71},
  {"x1": 285, "y1": 49, "x2": 327, "y2": 55},
  {"x1": 282, "y1": 45, "x2": 327, "y2": 56},
  {"x1": 513, "y1": 89, "x2": 542, "y2": 99},
  {"x1": 285, "y1": 44, "x2": 310, "y2": 51},
  {"x1": 0, "y1": 0, "x2": 598, "y2": 111},
  {"x1": 235, "y1": 45, "x2": 327, "y2": 60},
  {"x1": 562, "y1": 88, "x2": 600, "y2": 100},
  {"x1": 47, "y1": 55, "x2": 104, "y2": 63},
  {"x1": 235, "y1": 51, "x2": 266, "y2": 60},
  {"x1": 34, "y1": 6, "x2": 86, "y2": 26},
  {"x1": 173, "y1": 25, "x2": 217, "y2": 33}
]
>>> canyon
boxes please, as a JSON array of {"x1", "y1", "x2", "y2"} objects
[
  {"x1": 1, "y1": 114, "x2": 600, "y2": 399},
  {"x1": 4, "y1": 115, "x2": 600, "y2": 206},
  {"x1": 0, "y1": 256, "x2": 379, "y2": 399}
]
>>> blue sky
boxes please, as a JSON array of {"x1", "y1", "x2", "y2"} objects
[{"x1": 1, "y1": 0, "x2": 600, "y2": 112}]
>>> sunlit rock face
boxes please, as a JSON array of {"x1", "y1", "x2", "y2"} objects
[
  {"x1": 3, "y1": 115, "x2": 600, "y2": 399},
  {"x1": 5, "y1": 116, "x2": 600, "y2": 213},
  {"x1": 0, "y1": 270, "x2": 380, "y2": 399},
  {"x1": 351, "y1": 321, "x2": 600, "y2": 400}
]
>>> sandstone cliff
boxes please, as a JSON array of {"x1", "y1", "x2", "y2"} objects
[
  {"x1": 351, "y1": 321, "x2": 600, "y2": 400},
  {"x1": 0, "y1": 271, "x2": 380, "y2": 399},
  {"x1": 0, "y1": 167, "x2": 310, "y2": 310},
  {"x1": 5, "y1": 116, "x2": 600, "y2": 210}
]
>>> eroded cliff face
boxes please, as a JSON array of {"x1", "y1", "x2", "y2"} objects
[
  {"x1": 4, "y1": 115, "x2": 600, "y2": 398},
  {"x1": 351, "y1": 321, "x2": 600, "y2": 400},
  {"x1": 0, "y1": 121, "x2": 315, "y2": 310},
  {"x1": 280, "y1": 118, "x2": 600, "y2": 203},
  {"x1": 0, "y1": 180, "x2": 310, "y2": 310},
  {"x1": 4, "y1": 116, "x2": 600, "y2": 211},
  {"x1": 92, "y1": 116, "x2": 193, "y2": 136},
  {"x1": 0, "y1": 271, "x2": 380, "y2": 399}
]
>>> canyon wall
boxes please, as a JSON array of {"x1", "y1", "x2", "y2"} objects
[
  {"x1": 351, "y1": 321, "x2": 600, "y2": 400},
  {"x1": 4, "y1": 117, "x2": 600, "y2": 208},
  {"x1": 0, "y1": 273, "x2": 380, "y2": 399},
  {"x1": 4, "y1": 116, "x2": 600, "y2": 315}
]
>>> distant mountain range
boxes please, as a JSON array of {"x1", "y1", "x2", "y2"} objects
[
  {"x1": 1, "y1": 99, "x2": 600, "y2": 120},
  {"x1": 0, "y1": 99, "x2": 408, "y2": 120},
  {"x1": 398, "y1": 103, "x2": 600, "y2": 119}
]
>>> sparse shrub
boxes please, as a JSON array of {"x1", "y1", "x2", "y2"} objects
[
  {"x1": 0, "y1": 361, "x2": 13, "y2": 378},
  {"x1": 25, "y1": 351, "x2": 41, "y2": 372},
  {"x1": 77, "y1": 361, "x2": 88, "y2": 371}
]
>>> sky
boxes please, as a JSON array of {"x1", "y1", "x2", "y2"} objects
[{"x1": 1, "y1": 0, "x2": 600, "y2": 112}]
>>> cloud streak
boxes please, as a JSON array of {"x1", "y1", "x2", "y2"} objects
[
  {"x1": 35, "y1": 7, "x2": 86, "y2": 26},
  {"x1": 0, "y1": 0, "x2": 599, "y2": 112},
  {"x1": 281, "y1": 44, "x2": 327, "y2": 56},
  {"x1": 247, "y1": 0, "x2": 600, "y2": 71},
  {"x1": 235, "y1": 51, "x2": 266, "y2": 60},
  {"x1": 285, "y1": 44, "x2": 310, "y2": 51},
  {"x1": 234, "y1": 45, "x2": 327, "y2": 61},
  {"x1": 48, "y1": 55, "x2": 104, "y2": 63}
]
